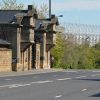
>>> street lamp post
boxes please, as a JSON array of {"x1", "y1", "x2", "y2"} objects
[
  {"x1": 49, "y1": 0, "x2": 51, "y2": 18},
  {"x1": 49, "y1": 0, "x2": 63, "y2": 18}
]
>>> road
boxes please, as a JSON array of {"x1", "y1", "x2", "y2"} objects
[{"x1": 0, "y1": 70, "x2": 100, "y2": 100}]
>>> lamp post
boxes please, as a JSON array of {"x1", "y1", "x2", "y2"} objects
[{"x1": 49, "y1": 0, "x2": 51, "y2": 18}]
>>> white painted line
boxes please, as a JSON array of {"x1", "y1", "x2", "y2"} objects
[
  {"x1": 93, "y1": 71, "x2": 100, "y2": 72},
  {"x1": 31, "y1": 80, "x2": 53, "y2": 84},
  {"x1": 9, "y1": 80, "x2": 53, "y2": 88},
  {"x1": 9, "y1": 84, "x2": 23, "y2": 88},
  {"x1": 81, "y1": 89, "x2": 87, "y2": 91},
  {"x1": 55, "y1": 95, "x2": 62, "y2": 98},
  {"x1": 21, "y1": 84, "x2": 31, "y2": 86},
  {"x1": 9, "y1": 84, "x2": 31, "y2": 88},
  {"x1": 75, "y1": 76, "x2": 87, "y2": 78},
  {"x1": 91, "y1": 74, "x2": 97, "y2": 76},
  {"x1": 57, "y1": 78, "x2": 71, "y2": 81},
  {"x1": 91, "y1": 74, "x2": 100, "y2": 76},
  {"x1": 0, "y1": 85, "x2": 11, "y2": 88},
  {"x1": 5, "y1": 79, "x2": 12, "y2": 81},
  {"x1": 53, "y1": 75, "x2": 57, "y2": 77},
  {"x1": 63, "y1": 70, "x2": 77, "y2": 72},
  {"x1": 0, "y1": 80, "x2": 53, "y2": 89},
  {"x1": 36, "y1": 80, "x2": 53, "y2": 84},
  {"x1": 0, "y1": 83, "x2": 22, "y2": 88}
]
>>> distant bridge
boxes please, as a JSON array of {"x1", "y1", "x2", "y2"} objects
[
  {"x1": 63, "y1": 23, "x2": 100, "y2": 35},
  {"x1": 57, "y1": 23, "x2": 100, "y2": 45}
]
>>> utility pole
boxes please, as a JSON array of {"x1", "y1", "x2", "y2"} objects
[{"x1": 49, "y1": 0, "x2": 51, "y2": 18}]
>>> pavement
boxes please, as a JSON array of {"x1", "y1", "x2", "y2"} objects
[
  {"x1": 0, "y1": 68, "x2": 63, "y2": 77},
  {"x1": 0, "y1": 68, "x2": 100, "y2": 77}
]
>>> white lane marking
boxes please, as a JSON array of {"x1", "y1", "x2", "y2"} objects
[
  {"x1": 55, "y1": 95, "x2": 62, "y2": 98},
  {"x1": 8, "y1": 84, "x2": 23, "y2": 88},
  {"x1": 0, "y1": 80, "x2": 53, "y2": 89},
  {"x1": 9, "y1": 80, "x2": 53, "y2": 88},
  {"x1": 0, "y1": 85, "x2": 12, "y2": 88},
  {"x1": 75, "y1": 76, "x2": 87, "y2": 78},
  {"x1": 57, "y1": 78, "x2": 71, "y2": 81},
  {"x1": 31, "y1": 80, "x2": 53, "y2": 84},
  {"x1": 81, "y1": 89, "x2": 87, "y2": 91},
  {"x1": 91, "y1": 74, "x2": 97, "y2": 76},
  {"x1": 0, "y1": 83, "x2": 22, "y2": 88},
  {"x1": 93, "y1": 71, "x2": 100, "y2": 72},
  {"x1": 9, "y1": 84, "x2": 31, "y2": 88},
  {"x1": 91, "y1": 74, "x2": 100, "y2": 76},
  {"x1": 63, "y1": 70, "x2": 77, "y2": 72},
  {"x1": 5, "y1": 79, "x2": 12, "y2": 81},
  {"x1": 53, "y1": 75, "x2": 57, "y2": 77}
]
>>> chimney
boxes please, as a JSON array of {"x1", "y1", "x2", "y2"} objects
[
  {"x1": 28, "y1": 5, "x2": 32, "y2": 10},
  {"x1": 51, "y1": 15, "x2": 56, "y2": 19}
]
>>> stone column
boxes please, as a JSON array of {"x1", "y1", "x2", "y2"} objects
[
  {"x1": 28, "y1": 45, "x2": 32, "y2": 70},
  {"x1": 40, "y1": 33, "x2": 47, "y2": 69},
  {"x1": 16, "y1": 27, "x2": 21, "y2": 71},
  {"x1": 47, "y1": 50, "x2": 51, "y2": 69},
  {"x1": 35, "y1": 43, "x2": 40, "y2": 69},
  {"x1": 21, "y1": 51, "x2": 24, "y2": 71}
]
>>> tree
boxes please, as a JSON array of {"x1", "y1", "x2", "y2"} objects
[
  {"x1": 94, "y1": 42, "x2": 100, "y2": 50},
  {"x1": 93, "y1": 42, "x2": 100, "y2": 68},
  {"x1": 0, "y1": 0, "x2": 24, "y2": 10},
  {"x1": 51, "y1": 32, "x2": 65, "y2": 68},
  {"x1": 77, "y1": 46, "x2": 95, "y2": 69},
  {"x1": 38, "y1": 3, "x2": 48, "y2": 18},
  {"x1": 61, "y1": 34, "x2": 79, "y2": 69},
  {"x1": 32, "y1": 3, "x2": 48, "y2": 18}
]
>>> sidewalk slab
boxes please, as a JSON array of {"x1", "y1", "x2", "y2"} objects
[{"x1": 0, "y1": 69, "x2": 63, "y2": 77}]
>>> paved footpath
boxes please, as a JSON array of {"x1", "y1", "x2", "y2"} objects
[
  {"x1": 0, "y1": 69, "x2": 100, "y2": 77},
  {"x1": 0, "y1": 69, "x2": 63, "y2": 77}
]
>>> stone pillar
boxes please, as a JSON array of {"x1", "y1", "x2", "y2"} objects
[
  {"x1": 12, "y1": 27, "x2": 22, "y2": 71},
  {"x1": 47, "y1": 50, "x2": 51, "y2": 69},
  {"x1": 17, "y1": 28, "x2": 21, "y2": 71},
  {"x1": 40, "y1": 33, "x2": 47, "y2": 69},
  {"x1": 28, "y1": 45, "x2": 32, "y2": 70},
  {"x1": 21, "y1": 51, "x2": 24, "y2": 71},
  {"x1": 23, "y1": 48, "x2": 28, "y2": 71},
  {"x1": 35, "y1": 43, "x2": 40, "y2": 69}
]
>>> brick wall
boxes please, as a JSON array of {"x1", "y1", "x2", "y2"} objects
[{"x1": 0, "y1": 48, "x2": 12, "y2": 72}]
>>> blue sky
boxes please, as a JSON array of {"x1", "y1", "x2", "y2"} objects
[{"x1": 16, "y1": 0, "x2": 100, "y2": 25}]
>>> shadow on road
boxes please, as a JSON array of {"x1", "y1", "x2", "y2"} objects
[
  {"x1": 75, "y1": 78, "x2": 100, "y2": 81},
  {"x1": 90, "y1": 93, "x2": 100, "y2": 97}
]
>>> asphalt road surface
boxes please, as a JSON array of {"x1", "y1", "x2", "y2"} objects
[{"x1": 0, "y1": 70, "x2": 100, "y2": 100}]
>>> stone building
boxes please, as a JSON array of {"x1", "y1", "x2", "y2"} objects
[
  {"x1": 34, "y1": 15, "x2": 59, "y2": 69},
  {"x1": 0, "y1": 5, "x2": 59, "y2": 72}
]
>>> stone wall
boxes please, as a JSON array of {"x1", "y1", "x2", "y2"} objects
[{"x1": 0, "y1": 48, "x2": 12, "y2": 72}]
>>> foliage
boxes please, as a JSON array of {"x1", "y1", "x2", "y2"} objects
[
  {"x1": 38, "y1": 3, "x2": 48, "y2": 18},
  {"x1": 93, "y1": 42, "x2": 100, "y2": 68},
  {"x1": 32, "y1": 3, "x2": 48, "y2": 18},
  {"x1": 0, "y1": 0, "x2": 24, "y2": 10},
  {"x1": 51, "y1": 32, "x2": 65, "y2": 68},
  {"x1": 52, "y1": 33, "x2": 100, "y2": 69}
]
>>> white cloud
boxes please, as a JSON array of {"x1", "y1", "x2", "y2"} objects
[{"x1": 52, "y1": 0, "x2": 100, "y2": 11}]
